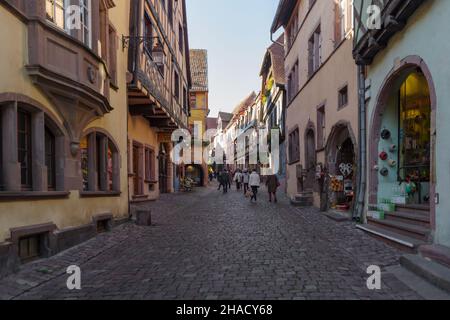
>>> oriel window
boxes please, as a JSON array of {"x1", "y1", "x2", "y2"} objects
[
  {"x1": 46, "y1": 0, "x2": 66, "y2": 30},
  {"x1": 80, "y1": 0, "x2": 92, "y2": 48}
]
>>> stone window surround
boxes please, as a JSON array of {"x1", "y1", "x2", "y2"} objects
[
  {"x1": 0, "y1": 95, "x2": 66, "y2": 196},
  {"x1": 80, "y1": 128, "x2": 121, "y2": 197}
]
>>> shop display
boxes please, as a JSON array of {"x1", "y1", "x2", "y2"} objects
[
  {"x1": 388, "y1": 159, "x2": 397, "y2": 167},
  {"x1": 381, "y1": 129, "x2": 391, "y2": 140},
  {"x1": 379, "y1": 151, "x2": 388, "y2": 161}
]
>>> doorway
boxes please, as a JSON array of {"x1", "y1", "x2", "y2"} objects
[
  {"x1": 159, "y1": 143, "x2": 169, "y2": 193},
  {"x1": 304, "y1": 128, "x2": 316, "y2": 191},
  {"x1": 133, "y1": 143, "x2": 143, "y2": 195}
]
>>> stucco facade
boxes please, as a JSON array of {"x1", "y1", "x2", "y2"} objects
[
  {"x1": 273, "y1": 0, "x2": 358, "y2": 209},
  {"x1": 357, "y1": 1, "x2": 450, "y2": 246},
  {"x1": 0, "y1": 0, "x2": 130, "y2": 272}
]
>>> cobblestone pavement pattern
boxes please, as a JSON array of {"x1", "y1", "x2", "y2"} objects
[{"x1": 0, "y1": 183, "x2": 420, "y2": 300}]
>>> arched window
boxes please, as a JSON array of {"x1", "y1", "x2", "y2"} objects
[
  {"x1": 80, "y1": 130, "x2": 120, "y2": 193},
  {"x1": 0, "y1": 100, "x2": 65, "y2": 192}
]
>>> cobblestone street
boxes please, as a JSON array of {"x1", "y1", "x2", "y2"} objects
[{"x1": 0, "y1": 184, "x2": 420, "y2": 300}]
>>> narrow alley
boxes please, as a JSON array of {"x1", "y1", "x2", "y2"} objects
[{"x1": 0, "y1": 183, "x2": 419, "y2": 300}]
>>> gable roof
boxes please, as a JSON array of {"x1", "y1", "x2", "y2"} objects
[
  {"x1": 232, "y1": 91, "x2": 257, "y2": 115},
  {"x1": 206, "y1": 117, "x2": 218, "y2": 130},
  {"x1": 260, "y1": 35, "x2": 285, "y2": 85},
  {"x1": 218, "y1": 112, "x2": 233, "y2": 123},
  {"x1": 189, "y1": 49, "x2": 208, "y2": 92},
  {"x1": 271, "y1": 0, "x2": 298, "y2": 33}
]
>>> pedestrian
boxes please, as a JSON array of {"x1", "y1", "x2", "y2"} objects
[
  {"x1": 217, "y1": 170, "x2": 223, "y2": 191},
  {"x1": 228, "y1": 170, "x2": 232, "y2": 190},
  {"x1": 266, "y1": 173, "x2": 280, "y2": 203},
  {"x1": 242, "y1": 169, "x2": 250, "y2": 195},
  {"x1": 220, "y1": 169, "x2": 230, "y2": 193},
  {"x1": 233, "y1": 170, "x2": 242, "y2": 190},
  {"x1": 209, "y1": 171, "x2": 213, "y2": 182},
  {"x1": 249, "y1": 169, "x2": 260, "y2": 202}
]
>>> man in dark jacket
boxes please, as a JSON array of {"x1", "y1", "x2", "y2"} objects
[
  {"x1": 266, "y1": 174, "x2": 279, "y2": 203},
  {"x1": 220, "y1": 169, "x2": 230, "y2": 193}
]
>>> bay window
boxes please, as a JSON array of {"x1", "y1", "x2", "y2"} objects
[{"x1": 46, "y1": 0, "x2": 66, "y2": 29}]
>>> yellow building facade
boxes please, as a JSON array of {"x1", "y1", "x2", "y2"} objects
[
  {"x1": 0, "y1": 0, "x2": 131, "y2": 274},
  {"x1": 187, "y1": 49, "x2": 209, "y2": 186}
]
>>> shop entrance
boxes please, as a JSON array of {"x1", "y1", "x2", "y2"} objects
[
  {"x1": 398, "y1": 72, "x2": 431, "y2": 204},
  {"x1": 185, "y1": 165, "x2": 204, "y2": 186},
  {"x1": 326, "y1": 123, "x2": 357, "y2": 212},
  {"x1": 371, "y1": 66, "x2": 434, "y2": 208}
]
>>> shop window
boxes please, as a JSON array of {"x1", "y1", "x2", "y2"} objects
[
  {"x1": 18, "y1": 234, "x2": 42, "y2": 263},
  {"x1": 399, "y1": 72, "x2": 431, "y2": 183},
  {"x1": 80, "y1": 131, "x2": 119, "y2": 192},
  {"x1": 18, "y1": 109, "x2": 32, "y2": 190}
]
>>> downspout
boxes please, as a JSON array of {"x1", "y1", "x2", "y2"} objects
[{"x1": 355, "y1": 65, "x2": 367, "y2": 222}]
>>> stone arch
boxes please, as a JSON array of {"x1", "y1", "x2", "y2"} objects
[
  {"x1": 325, "y1": 120, "x2": 358, "y2": 173},
  {"x1": 369, "y1": 55, "x2": 437, "y2": 228}
]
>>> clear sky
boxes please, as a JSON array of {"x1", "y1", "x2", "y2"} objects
[{"x1": 186, "y1": 0, "x2": 281, "y2": 118}]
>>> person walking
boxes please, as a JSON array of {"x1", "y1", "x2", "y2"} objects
[
  {"x1": 220, "y1": 169, "x2": 230, "y2": 193},
  {"x1": 233, "y1": 170, "x2": 242, "y2": 190},
  {"x1": 242, "y1": 169, "x2": 250, "y2": 195},
  {"x1": 228, "y1": 170, "x2": 232, "y2": 190},
  {"x1": 266, "y1": 174, "x2": 280, "y2": 203},
  {"x1": 249, "y1": 169, "x2": 261, "y2": 202}
]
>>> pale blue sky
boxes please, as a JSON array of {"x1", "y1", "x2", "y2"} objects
[{"x1": 186, "y1": 0, "x2": 281, "y2": 117}]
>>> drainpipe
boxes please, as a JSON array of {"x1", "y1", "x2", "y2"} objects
[{"x1": 355, "y1": 65, "x2": 367, "y2": 222}]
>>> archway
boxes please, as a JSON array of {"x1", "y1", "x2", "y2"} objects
[
  {"x1": 304, "y1": 126, "x2": 316, "y2": 191},
  {"x1": 369, "y1": 56, "x2": 436, "y2": 226},
  {"x1": 325, "y1": 122, "x2": 357, "y2": 211}
]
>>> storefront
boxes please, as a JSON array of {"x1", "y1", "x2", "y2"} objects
[
  {"x1": 370, "y1": 68, "x2": 432, "y2": 207},
  {"x1": 326, "y1": 122, "x2": 357, "y2": 212},
  {"x1": 184, "y1": 164, "x2": 205, "y2": 186}
]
